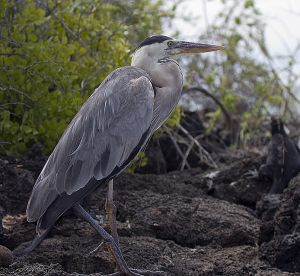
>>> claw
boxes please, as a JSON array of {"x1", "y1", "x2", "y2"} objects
[{"x1": 88, "y1": 241, "x2": 104, "y2": 255}]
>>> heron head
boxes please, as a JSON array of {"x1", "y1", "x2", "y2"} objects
[{"x1": 132, "y1": 35, "x2": 224, "y2": 66}]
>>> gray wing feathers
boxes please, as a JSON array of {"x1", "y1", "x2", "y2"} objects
[{"x1": 27, "y1": 67, "x2": 154, "y2": 222}]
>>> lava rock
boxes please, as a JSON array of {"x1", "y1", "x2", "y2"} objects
[
  {"x1": 0, "y1": 245, "x2": 13, "y2": 267},
  {"x1": 0, "y1": 221, "x2": 2, "y2": 237},
  {"x1": 256, "y1": 194, "x2": 281, "y2": 221},
  {"x1": 204, "y1": 156, "x2": 268, "y2": 209},
  {"x1": 0, "y1": 158, "x2": 35, "y2": 215},
  {"x1": 115, "y1": 190, "x2": 260, "y2": 248},
  {"x1": 259, "y1": 173, "x2": 300, "y2": 272},
  {"x1": 0, "y1": 153, "x2": 293, "y2": 275},
  {"x1": 0, "y1": 205, "x2": 4, "y2": 237}
]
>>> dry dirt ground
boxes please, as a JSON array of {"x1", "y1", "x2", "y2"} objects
[{"x1": 0, "y1": 154, "x2": 300, "y2": 275}]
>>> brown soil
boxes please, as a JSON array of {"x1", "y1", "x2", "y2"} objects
[{"x1": 0, "y1": 154, "x2": 299, "y2": 275}]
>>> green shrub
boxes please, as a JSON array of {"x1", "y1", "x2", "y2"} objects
[{"x1": 0, "y1": 0, "x2": 175, "y2": 155}]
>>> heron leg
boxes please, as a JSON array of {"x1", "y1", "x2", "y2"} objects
[
  {"x1": 105, "y1": 180, "x2": 120, "y2": 249},
  {"x1": 73, "y1": 203, "x2": 135, "y2": 275},
  {"x1": 105, "y1": 179, "x2": 121, "y2": 271},
  {"x1": 15, "y1": 227, "x2": 51, "y2": 256}
]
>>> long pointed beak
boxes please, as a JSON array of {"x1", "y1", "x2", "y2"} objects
[{"x1": 172, "y1": 41, "x2": 225, "y2": 54}]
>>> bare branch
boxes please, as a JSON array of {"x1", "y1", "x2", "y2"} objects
[
  {"x1": 177, "y1": 124, "x2": 218, "y2": 169},
  {"x1": 0, "y1": 102, "x2": 31, "y2": 108},
  {"x1": 183, "y1": 86, "x2": 232, "y2": 124},
  {"x1": 0, "y1": 141, "x2": 11, "y2": 145},
  {"x1": 0, "y1": 53, "x2": 28, "y2": 58},
  {"x1": 165, "y1": 128, "x2": 191, "y2": 169},
  {"x1": 180, "y1": 140, "x2": 194, "y2": 171},
  {"x1": 0, "y1": 86, "x2": 32, "y2": 100}
]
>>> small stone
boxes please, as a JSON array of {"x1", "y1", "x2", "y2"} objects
[{"x1": 0, "y1": 245, "x2": 13, "y2": 267}]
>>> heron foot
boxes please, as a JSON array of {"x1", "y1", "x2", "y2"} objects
[
  {"x1": 14, "y1": 227, "x2": 51, "y2": 257},
  {"x1": 107, "y1": 268, "x2": 164, "y2": 276},
  {"x1": 88, "y1": 241, "x2": 104, "y2": 255},
  {"x1": 73, "y1": 204, "x2": 133, "y2": 275}
]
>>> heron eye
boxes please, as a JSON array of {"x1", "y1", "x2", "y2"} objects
[{"x1": 167, "y1": 41, "x2": 174, "y2": 47}]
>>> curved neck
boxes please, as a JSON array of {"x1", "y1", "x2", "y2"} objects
[
  {"x1": 131, "y1": 51, "x2": 183, "y2": 89},
  {"x1": 132, "y1": 54, "x2": 183, "y2": 130}
]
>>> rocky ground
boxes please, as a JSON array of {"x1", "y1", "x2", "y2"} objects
[{"x1": 0, "y1": 152, "x2": 300, "y2": 275}]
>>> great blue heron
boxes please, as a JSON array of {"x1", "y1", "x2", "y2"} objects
[{"x1": 24, "y1": 35, "x2": 224, "y2": 275}]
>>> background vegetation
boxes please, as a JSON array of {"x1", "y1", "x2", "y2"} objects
[
  {"x1": 0, "y1": 0, "x2": 175, "y2": 155},
  {"x1": 0, "y1": 0, "x2": 299, "y2": 166},
  {"x1": 183, "y1": 0, "x2": 300, "y2": 148}
]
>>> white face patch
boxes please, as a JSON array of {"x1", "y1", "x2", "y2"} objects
[{"x1": 131, "y1": 42, "x2": 171, "y2": 67}]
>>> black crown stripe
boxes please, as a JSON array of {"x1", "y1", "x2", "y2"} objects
[{"x1": 137, "y1": 35, "x2": 172, "y2": 49}]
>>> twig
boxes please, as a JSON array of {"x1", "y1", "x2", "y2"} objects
[
  {"x1": 0, "y1": 102, "x2": 31, "y2": 108},
  {"x1": 177, "y1": 124, "x2": 218, "y2": 169},
  {"x1": 51, "y1": 13, "x2": 97, "y2": 60},
  {"x1": 0, "y1": 141, "x2": 11, "y2": 145},
  {"x1": 0, "y1": 86, "x2": 32, "y2": 100},
  {"x1": 165, "y1": 128, "x2": 191, "y2": 169},
  {"x1": 183, "y1": 86, "x2": 232, "y2": 124},
  {"x1": 180, "y1": 140, "x2": 194, "y2": 171},
  {"x1": 0, "y1": 53, "x2": 28, "y2": 58}
]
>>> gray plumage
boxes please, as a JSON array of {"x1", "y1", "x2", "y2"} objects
[
  {"x1": 26, "y1": 35, "x2": 223, "y2": 238},
  {"x1": 27, "y1": 67, "x2": 155, "y2": 222}
]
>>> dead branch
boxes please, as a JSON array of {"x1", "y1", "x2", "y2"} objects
[
  {"x1": 183, "y1": 86, "x2": 232, "y2": 125},
  {"x1": 180, "y1": 140, "x2": 194, "y2": 171},
  {"x1": 0, "y1": 86, "x2": 32, "y2": 100},
  {"x1": 177, "y1": 124, "x2": 218, "y2": 169},
  {"x1": 0, "y1": 53, "x2": 28, "y2": 58},
  {"x1": 165, "y1": 128, "x2": 191, "y2": 169}
]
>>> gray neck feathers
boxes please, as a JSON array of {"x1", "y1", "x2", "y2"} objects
[
  {"x1": 151, "y1": 62, "x2": 183, "y2": 131},
  {"x1": 131, "y1": 47, "x2": 183, "y2": 131}
]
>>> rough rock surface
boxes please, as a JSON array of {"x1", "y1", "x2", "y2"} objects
[
  {"x1": 0, "y1": 155, "x2": 297, "y2": 275},
  {"x1": 0, "y1": 245, "x2": 13, "y2": 268},
  {"x1": 0, "y1": 207, "x2": 3, "y2": 238},
  {"x1": 259, "y1": 173, "x2": 300, "y2": 272}
]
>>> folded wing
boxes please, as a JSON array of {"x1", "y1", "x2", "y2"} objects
[{"x1": 26, "y1": 66, "x2": 154, "y2": 222}]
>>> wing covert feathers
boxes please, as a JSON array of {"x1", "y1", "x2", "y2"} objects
[{"x1": 26, "y1": 67, "x2": 154, "y2": 222}]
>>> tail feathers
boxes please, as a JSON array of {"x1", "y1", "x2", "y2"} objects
[
  {"x1": 36, "y1": 177, "x2": 101, "y2": 234},
  {"x1": 26, "y1": 174, "x2": 58, "y2": 223},
  {"x1": 34, "y1": 199, "x2": 67, "y2": 235}
]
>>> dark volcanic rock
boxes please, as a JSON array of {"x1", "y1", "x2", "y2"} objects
[
  {"x1": 259, "y1": 173, "x2": 300, "y2": 272},
  {"x1": 198, "y1": 156, "x2": 270, "y2": 209},
  {"x1": 115, "y1": 155, "x2": 269, "y2": 210},
  {"x1": 0, "y1": 206, "x2": 3, "y2": 238},
  {"x1": 256, "y1": 194, "x2": 282, "y2": 221},
  {"x1": 256, "y1": 194, "x2": 281, "y2": 244},
  {"x1": 0, "y1": 245, "x2": 13, "y2": 267},
  {"x1": 114, "y1": 191, "x2": 260, "y2": 248},
  {"x1": 8, "y1": 236, "x2": 294, "y2": 276},
  {"x1": 0, "y1": 154, "x2": 294, "y2": 275},
  {"x1": 1, "y1": 263, "x2": 67, "y2": 276},
  {"x1": 0, "y1": 158, "x2": 36, "y2": 215}
]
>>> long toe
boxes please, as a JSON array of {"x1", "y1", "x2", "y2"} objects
[
  {"x1": 107, "y1": 268, "x2": 164, "y2": 276},
  {"x1": 131, "y1": 269, "x2": 164, "y2": 275}
]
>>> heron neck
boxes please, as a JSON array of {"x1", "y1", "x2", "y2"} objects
[
  {"x1": 131, "y1": 51, "x2": 182, "y2": 89},
  {"x1": 147, "y1": 60, "x2": 183, "y2": 130},
  {"x1": 131, "y1": 55, "x2": 183, "y2": 129}
]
